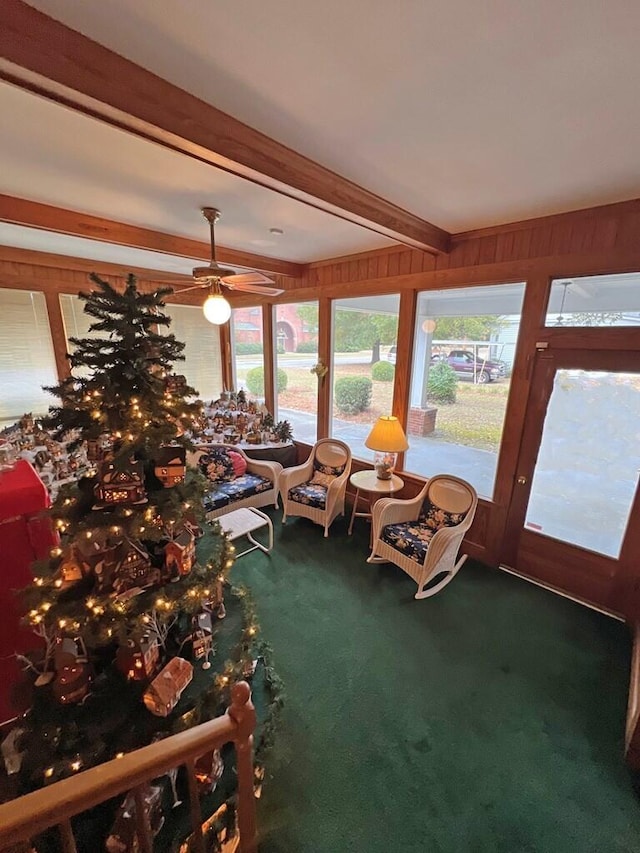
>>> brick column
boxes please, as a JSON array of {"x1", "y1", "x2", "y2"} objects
[{"x1": 408, "y1": 406, "x2": 437, "y2": 436}]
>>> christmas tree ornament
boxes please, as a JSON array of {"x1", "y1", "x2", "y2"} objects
[
  {"x1": 95, "y1": 538, "x2": 159, "y2": 595},
  {"x1": 52, "y1": 636, "x2": 91, "y2": 704},
  {"x1": 191, "y1": 610, "x2": 214, "y2": 669},
  {"x1": 143, "y1": 657, "x2": 193, "y2": 717},
  {"x1": 154, "y1": 444, "x2": 186, "y2": 487},
  {"x1": 116, "y1": 632, "x2": 161, "y2": 682},
  {"x1": 194, "y1": 747, "x2": 224, "y2": 794},
  {"x1": 163, "y1": 527, "x2": 196, "y2": 580},
  {"x1": 94, "y1": 459, "x2": 147, "y2": 508},
  {"x1": 86, "y1": 434, "x2": 113, "y2": 464},
  {"x1": 164, "y1": 373, "x2": 188, "y2": 395}
]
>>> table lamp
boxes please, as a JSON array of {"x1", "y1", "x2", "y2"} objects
[{"x1": 364, "y1": 416, "x2": 409, "y2": 480}]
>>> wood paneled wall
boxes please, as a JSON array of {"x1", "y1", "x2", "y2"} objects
[{"x1": 2, "y1": 198, "x2": 640, "y2": 570}]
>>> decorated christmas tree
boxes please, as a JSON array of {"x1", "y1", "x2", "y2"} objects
[{"x1": 5, "y1": 275, "x2": 280, "y2": 826}]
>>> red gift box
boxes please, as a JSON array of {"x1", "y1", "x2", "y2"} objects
[{"x1": 0, "y1": 460, "x2": 57, "y2": 723}]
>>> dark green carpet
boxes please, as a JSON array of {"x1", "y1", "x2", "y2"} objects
[{"x1": 233, "y1": 509, "x2": 639, "y2": 852}]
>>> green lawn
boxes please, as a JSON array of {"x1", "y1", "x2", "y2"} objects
[{"x1": 236, "y1": 356, "x2": 510, "y2": 453}]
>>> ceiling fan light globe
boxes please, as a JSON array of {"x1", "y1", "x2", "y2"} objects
[{"x1": 203, "y1": 293, "x2": 231, "y2": 324}]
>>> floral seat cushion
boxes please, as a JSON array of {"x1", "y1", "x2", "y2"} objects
[
  {"x1": 204, "y1": 473, "x2": 272, "y2": 512},
  {"x1": 381, "y1": 499, "x2": 468, "y2": 564},
  {"x1": 288, "y1": 482, "x2": 327, "y2": 510}
]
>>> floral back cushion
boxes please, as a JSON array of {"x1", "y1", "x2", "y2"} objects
[
  {"x1": 199, "y1": 447, "x2": 235, "y2": 483},
  {"x1": 310, "y1": 470, "x2": 335, "y2": 487},
  {"x1": 313, "y1": 460, "x2": 345, "y2": 478},
  {"x1": 418, "y1": 499, "x2": 466, "y2": 530}
]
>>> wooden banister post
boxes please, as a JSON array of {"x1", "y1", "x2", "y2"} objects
[{"x1": 228, "y1": 681, "x2": 258, "y2": 853}]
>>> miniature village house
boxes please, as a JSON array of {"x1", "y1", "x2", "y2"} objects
[
  {"x1": 53, "y1": 636, "x2": 91, "y2": 705},
  {"x1": 92, "y1": 538, "x2": 159, "y2": 595},
  {"x1": 94, "y1": 459, "x2": 146, "y2": 507},
  {"x1": 86, "y1": 433, "x2": 112, "y2": 464},
  {"x1": 116, "y1": 632, "x2": 160, "y2": 682},
  {"x1": 164, "y1": 528, "x2": 196, "y2": 579},
  {"x1": 154, "y1": 445, "x2": 186, "y2": 487},
  {"x1": 164, "y1": 373, "x2": 188, "y2": 395},
  {"x1": 143, "y1": 657, "x2": 193, "y2": 717},
  {"x1": 59, "y1": 547, "x2": 88, "y2": 585}
]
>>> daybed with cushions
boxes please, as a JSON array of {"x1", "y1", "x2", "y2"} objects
[{"x1": 189, "y1": 445, "x2": 282, "y2": 521}]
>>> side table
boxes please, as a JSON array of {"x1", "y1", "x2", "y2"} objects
[{"x1": 348, "y1": 470, "x2": 404, "y2": 539}]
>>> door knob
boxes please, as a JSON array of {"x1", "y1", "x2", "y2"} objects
[{"x1": 517, "y1": 475, "x2": 527, "y2": 485}]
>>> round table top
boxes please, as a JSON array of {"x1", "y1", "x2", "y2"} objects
[{"x1": 349, "y1": 469, "x2": 404, "y2": 494}]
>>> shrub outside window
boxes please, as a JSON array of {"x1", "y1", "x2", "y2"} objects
[
  {"x1": 231, "y1": 306, "x2": 265, "y2": 398},
  {"x1": 406, "y1": 283, "x2": 525, "y2": 499},
  {"x1": 329, "y1": 295, "x2": 400, "y2": 460},
  {"x1": 274, "y1": 302, "x2": 319, "y2": 444}
]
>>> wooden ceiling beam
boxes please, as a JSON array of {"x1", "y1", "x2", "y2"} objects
[
  {"x1": 0, "y1": 195, "x2": 303, "y2": 278},
  {"x1": 0, "y1": 1, "x2": 451, "y2": 256},
  {"x1": 0, "y1": 243, "x2": 260, "y2": 287}
]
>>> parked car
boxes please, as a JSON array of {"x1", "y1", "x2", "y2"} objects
[
  {"x1": 385, "y1": 345, "x2": 397, "y2": 365},
  {"x1": 431, "y1": 349, "x2": 504, "y2": 384}
]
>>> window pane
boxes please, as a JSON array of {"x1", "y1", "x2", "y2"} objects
[
  {"x1": 0, "y1": 288, "x2": 57, "y2": 423},
  {"x1": 546, "y1": 273, "x2": 640, "y2": 327},
  {"x1": 406, "y1": 283, "x2": 525, "y2": 499},
  {"x1": 526, "y1": 370, "x2": 640, "y2": 558},
  {"x1": 274, "y1": 302, "x2": 318, "y2": 444},
  {"x1": 163, "y1": 303, "x2": 222, "y2": 401},
  {"x1": 230, "y1": 307, "x2": 264, "y2": 397},
  {"x1": 329, "y1": 295, "x2": 400, "y2": 460}
]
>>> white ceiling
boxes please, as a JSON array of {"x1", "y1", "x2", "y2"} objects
[{"x1": 3, "y1": 0, "x2": 640, "y2": 271}]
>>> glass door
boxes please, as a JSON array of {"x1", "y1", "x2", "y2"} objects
[{"x1": 503, "y1": 349, "x2": 640, "y2": 613}]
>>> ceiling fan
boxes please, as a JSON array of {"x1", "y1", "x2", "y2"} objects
[{"x1": 159, "y1": 207, "x2": 284, "y2": 324}]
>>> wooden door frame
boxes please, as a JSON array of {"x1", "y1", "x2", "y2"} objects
[{"x1": 501, "y1": 347, "x2": 640, "y2": 616}]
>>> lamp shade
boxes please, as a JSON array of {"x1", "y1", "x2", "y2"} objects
[
  {"x1": 203, "y1": 293, "x2": 231, "y2": 325},
  {"x1": 364, "y1": 416, "x2": 409, "y2": 452}
]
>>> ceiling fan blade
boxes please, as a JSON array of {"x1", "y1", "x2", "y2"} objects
[
  {"x1": 223, "y1": 280, "x2": 284, "y2": 296},
  {"x1": 142, "y1": 277, "x2": 194, "y2": 284},
  {"x1": 221, "y1": 271, "x2": 275, "y2": 287},
  {"x1": 166, "y1": 282, "x2": 208, "y2": 295}
]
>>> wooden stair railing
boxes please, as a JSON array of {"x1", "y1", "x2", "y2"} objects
[
  {"x1": 625, "y1": 623, "x2": 640, "y2": 770},
  {"x1": 0, "y1": 681, "x2": 257, "y2": 853}
]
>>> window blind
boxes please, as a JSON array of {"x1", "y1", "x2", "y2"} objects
[
  {"x1": 60, "y1": 293, "x2": 96, "y2": 342},
  {"x1": 59, "y1": 293, "x2": 101, "y2": 379},
  {"x1": 60, "y1": 295, "x2": 223, "y2": 401},
  {"x1": 0, "y1": 288, "x2": 58, "y2": 424},
  {"x1": 163, "y1": 303, "x2": 223, "y2": 401}
]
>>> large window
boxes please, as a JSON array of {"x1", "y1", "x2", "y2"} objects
[
  {"x1": 329, "y1": 295, "x2": 400, "y2": 460},
  {"x1": 406, "y1": 283, "x2": 525, "y2": 499},
  {"x1": 230, "y1": 307, "x2": 264, "y2": 397},
  {"x1": 545, "y1": 273, "x2": 640, "y2": 327},
  {"x1": 274, "y1": 302, "x2": 318, "y2": 444},
  {"x1": 162, "y1": 303, "x2": 222, "y2": 401},
  {"x1": 62, "y1": 295, "x2": 222, "y2": 401},
  {"x1": 0, "y1": 288, "x2": 57, "y2": 423}
]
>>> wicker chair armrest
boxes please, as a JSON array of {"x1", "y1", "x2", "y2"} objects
[
  {"x1": 279, "y1": 459, "x2": 314, "y2": 493},
  {"x1": 244, "y1": 456, "x2": 283, "y2": 484},
  {"x1": 370, "y1": 496, "x2": 420, "y2": 540},
  {"x1": 371, "y1": 488, "x2": 425, "y2": 523}
]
